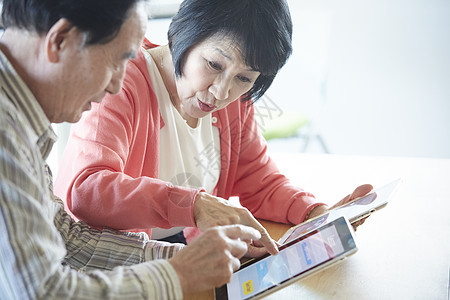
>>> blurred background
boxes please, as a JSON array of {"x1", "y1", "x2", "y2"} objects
[{"x1": 17, "y1": 0, "x2": 447, "y2": 175}]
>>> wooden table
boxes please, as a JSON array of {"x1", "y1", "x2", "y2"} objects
[{"x1": 186, "y1": 153, "x2": 450, "y2": 299}]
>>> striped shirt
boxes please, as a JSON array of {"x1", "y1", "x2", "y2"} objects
[{"x1": 0, "y1": 50, "x2": 183, "y2": 299}]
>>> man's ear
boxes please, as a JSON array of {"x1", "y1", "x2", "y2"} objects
[{"x1": 45, "y1": 18, "x2": 79, "y2": 63}]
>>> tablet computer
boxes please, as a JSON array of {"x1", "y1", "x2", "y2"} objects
[
  {"x1": 278, "y1": 178, "x2": 401, "y2": 245},
  {"x1": 215, "y1": 216, "x2": 357, "y2": 300}
]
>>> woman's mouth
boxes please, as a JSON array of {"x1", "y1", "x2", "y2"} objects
[{"x1": 198, "y1": 99, "x2": 216, "y2": 112}]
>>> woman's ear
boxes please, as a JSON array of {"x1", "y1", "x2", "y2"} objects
[{"x1": 45, "y1": 18, "x2": 79, "y2": 63}]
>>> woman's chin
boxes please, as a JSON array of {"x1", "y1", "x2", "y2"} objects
[
  {"x1": 181, "y1": 103, "x2": 218, "y2": 120},
  {"x1": 186, "y1": 108, "x2": 212, "y2": 119}
]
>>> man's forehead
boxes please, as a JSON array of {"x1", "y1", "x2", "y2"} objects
[{"x1": 104, "y1": 6, "x2": 147, "y2": 59}]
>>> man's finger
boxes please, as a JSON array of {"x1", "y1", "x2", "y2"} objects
[
  {"x1": 226, "y1": 238, "x2": 249, "y2": 259},
  {"x1": 229, "y1": 254, "x2": 241, "y2": 272}
]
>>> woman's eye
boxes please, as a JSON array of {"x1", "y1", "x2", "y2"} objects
[
  {"x1": 208, "y1": 61, "x2": 222, "y2": 71},
  {"x1": 237, "y1": 75, "x2": 251, "y2": 83}
]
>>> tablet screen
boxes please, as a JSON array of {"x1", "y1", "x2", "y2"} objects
[
  {"x1": 279, "y1": 178, "x2": 401, "y2": 244},
  {"x1": 215, "y1": 216, "x2": 357, "y2": 300}
]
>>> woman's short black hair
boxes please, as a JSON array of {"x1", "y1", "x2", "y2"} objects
[
  {"x1": 168, "y1": 0, "x2": 293, "y2": 102},
  {"x1": 1, "y1": 0, "x2": 143, "y2": 45}
]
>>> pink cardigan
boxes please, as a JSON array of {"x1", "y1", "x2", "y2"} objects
[{"x1": 55, "y1": 49, "x2": 321, "y2": 242}]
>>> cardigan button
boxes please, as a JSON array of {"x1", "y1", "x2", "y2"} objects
[{"x1": 211, "y1": 117, "x2": 217, "y2": 124}]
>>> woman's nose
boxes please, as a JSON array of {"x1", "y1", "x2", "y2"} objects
[{"x1": 209, "y1": 77, "x2": 231, "y2": 101}]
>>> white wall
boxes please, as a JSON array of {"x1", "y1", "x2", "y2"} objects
[{"x1": 268, "y1": 0, "x2": 450, "y2": 158}]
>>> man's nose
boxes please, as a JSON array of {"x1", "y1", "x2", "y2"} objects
[{"x1": 106, "y1": 67, "x2": 126, "y2": 95}]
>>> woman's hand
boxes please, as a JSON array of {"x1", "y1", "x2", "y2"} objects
[
  {"x1": 306, "y1": 184, "x2": 374, "y2": 231},
  {"x1": 244, "y1": 239, "x2": 283, "y2": 258},
  {"x1": 193, "y1": 192, "x2": 279, "y2": 255}
]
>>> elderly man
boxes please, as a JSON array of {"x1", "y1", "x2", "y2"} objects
[{"x1": 0, "y1": 0, "x2": 262, "y2": 298}]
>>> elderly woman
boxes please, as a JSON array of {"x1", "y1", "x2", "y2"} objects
[{"x1": 55, "y1": 0, "x2": 371, "y2": 255}]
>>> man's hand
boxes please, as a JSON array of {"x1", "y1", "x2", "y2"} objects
[
  {"x1": 169, "y1": 225, "x2": 261, "y2": 293},
  {"x1": 193, "y1": 192, "x2": 278, "y2": 256},
  {"x1": 306, "y1": 184, "x2": 374, "y2": 230}
]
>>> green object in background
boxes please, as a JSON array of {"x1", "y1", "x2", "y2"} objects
[{"x1": 260, "y1": 112, "x2": 310, "y2": 141}]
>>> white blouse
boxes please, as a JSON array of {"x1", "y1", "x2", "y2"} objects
[{"x1": 143, "y1": 49, "x2": 221, "y2": 239}]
